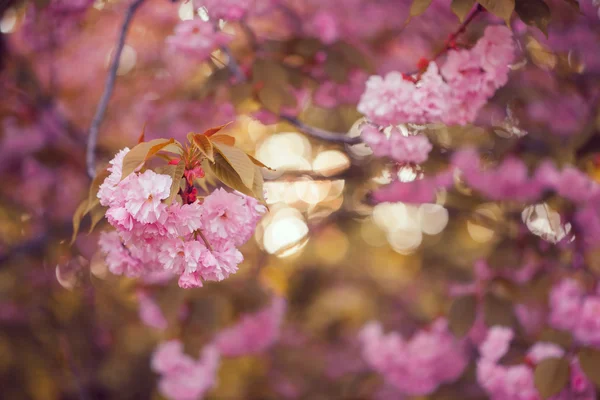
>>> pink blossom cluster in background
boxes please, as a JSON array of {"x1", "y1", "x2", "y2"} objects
[
  {"x1": 152, "y1": 341, "x2": 220, "y2": 400},
  {"x1": 477, "y1": 327, "x2": 596, "y2": 400},
  {"x1": 215, "y1": 296, "x2": 286, "y2": 357},
  {"x1": 358, "y1": 25, "x2": 515, "y2": 127},
  {"x1": 360, "y1": 124, "x2": 432, "y2": 164},
  {"x1": 151, "y1": 297, "x2": 285, "y2": 399},
  {"x1": 549, "y1": 279, "x2": 600, "y2": 346},
  {"x1": 372, "y1": 169, "x2": 454, "y2": 204},
  {"x1": 359, "y1": 318, "x2": 468, "y2": 396},
  {"x1": 166, "y1": 20, "x2": 231, "y2": 61},
  {"x1": 97, "y1": 147, "x2": 266, "y2": 288}
]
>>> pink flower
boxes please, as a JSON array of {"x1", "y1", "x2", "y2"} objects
[
  {"x1": 549, "y1": 279, "x2": 584, "y2": 332},
  {"x1": 574, "y1": 296, "x2": 600, "y2": 346},
  {"x1": 214, "y1": 297, "x2": 286, "y2": 357},
  {"x1": 359, "y1": 319, "x2": 467, "y2": 396},
  {"x1": 151, "y1": 340, "x2": 195, "y2": 374},
  {"x1": 358, "y1": 26, "x2": 514, "y2": 127},
  {"x1": 373, "y1": 170, "x2": 454, "y2": 204},
  {"x1": 201, "y1": 188, "x2": 261, "y2": 246},
  {"x1": 479, "y1": 326, "x2": 513, "y2": 362},
  {"x1": 195, "y1": 0, "x2": 251, "y2": 21},
  {"x1": 125, "y1": 170, "x2": 172, "y2": 224},
  {"x1": 166, "y1": 20, "x2": 231, "y2": 61},
  {"x1": 526, "y1": 342, "x2": 565, "y2": 364},
  {"x1": 98, "y1": 147, "x2": 130, "y2": 207},
  {"x1": 153, "y1": 341, "x2": 220, "y2": 400},
  {"x1": 137, "y1": 291, "x2": 168, "y2": 330},
  {"x1": 98, "y1": 231, "x2": 143, "y2": 277},
  {"x1": 308, "y1": 11, "x2": 340, "y2": 44},
  {"x1": 472, "y1": 25, "x2": 515, "y2": 89}
]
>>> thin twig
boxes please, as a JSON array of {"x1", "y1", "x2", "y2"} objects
[
  {"x1": 280, "y1": 115, "x2": 362, "y2": 145},
  {"x1": 86, "y1": 0, "x2": 146, "y2": 179},
  {"x1": 218, "y1": 35, "x2": 364, "y2": 145},
  {"x1": 220, "y1": 46, "x2": 245, "y2": 82}
]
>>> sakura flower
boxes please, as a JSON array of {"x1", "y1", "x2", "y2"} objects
[
  {"x1": 214, "y1": 297, "x2": 286, "y2": 357},
  {"x1": 137, "y1": 291, "x2": 168, "y2": 330},
  {"x1": 574, "y1": 296, "x2": 600, "y2": 346},
  {"x1": 125, "y1": 170, "x2": 172, "y2": 224},
  {"x1": 201, "y1": 188, "x2": 258, "y2": 246},
  {"x1": 152, "y1": 341, "x2": 220, "y2": 400},
  {"x1": 479, "y1": 326, "x2": 513, "y2": 362},
  {"x1": 166, "y1": 20, "x2": 231, "y2": 61},
  {"x1": 98, "y1": 231, "x2": 143, "y2": 277},
  {"x1": 359, "y1": 318, "x2": 467, "y2": 396},
  {"x1": 549, "y1": 278, "x2": 584, "y2": 332}
]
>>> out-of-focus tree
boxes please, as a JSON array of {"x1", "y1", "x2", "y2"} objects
[{"x1": 1, "y1": 0, "x2": 600, "y2": 399}]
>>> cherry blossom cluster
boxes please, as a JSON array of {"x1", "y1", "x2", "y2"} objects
[
  {"x1": 477, "y1": 327, "x2": 596, "y2": 400},
  {"x1": 152, "y1": 341, "x2": 220, "y2": 400},
  {"x1": 358, "y1": 318, "x2": 468, "y2": 396},
  {"x1": 360, "y1": 124, "x2": 433, "y2": 164},
  {"x1": 151, "y1": 297, "x2": 285, "y2": 399},
  {"x1": 214, "y1": 296, "x2": 286, "y2": 357},
  {"x1": 166, "y1": 20, "x2": 231, "y2": 61},
  {"x1": 548, "y1": 279, "x2": 600, "y2": 346},
  {"x1": 358, "y1": 25, "x2": 515, "y2": 127},
  {"x1": 97, "y1": 148, "x2": 266, "y2": 289}
]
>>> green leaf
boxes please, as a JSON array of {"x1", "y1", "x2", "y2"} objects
[
  {"x1": 166, "y1": 161, "x2": 186, "y2": 205},
  {"x1": 515, "y1": 0, "x2": 551, "y2": 36},
  {"x1": 578, "y1": 347, "x2": 600, "y2": 387},
  {"x1": 212, "y1": 142, "x2": 255, "y2": 189},
  {"x1": 192, "y1": 134, "x2": 214, "y2": 162},
  {"x1": 71, "y1": 200, "x2": 89, "y2": 244},
  {"x1": 121, "y1": 138, "x2": 174, "y2": 180},
  {"x1": 448, "y1": 294, "x2": 477, "y2": 337},
  {"x1": 478, "y1": 0, "x2": 515, "y2": 25},
  {"x1": 534, "y1": 357, "x2": 570, "y2": 399},
  {"x1": 451, "y1": 0, "x2": 476, "y2": 21},
  {"x1": 410, "y1": 0, "x2": 433, "y2": 16}
]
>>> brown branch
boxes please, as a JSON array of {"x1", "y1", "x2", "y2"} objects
[
  {"x1": 86, "y1": 0, "x2": 146, "y2": 179},
  {"x1": 279, "y1": 115, "x2": 362, "y2": 145},
  {"x1": 219, "y1": 37, "x2": 363, "y2": 146}
]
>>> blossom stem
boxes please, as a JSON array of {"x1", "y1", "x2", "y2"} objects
[
  {"x1": 86, "y1": 0, "x2": 146, "y2": 179},
  {"x1": 197, "y1": 229, "x2": 214, "y2": 251},
  {"x1": 431, "y1": 4, "x2": 484, "y2": 62}
]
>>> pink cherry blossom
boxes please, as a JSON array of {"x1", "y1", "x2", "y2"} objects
[
  {"x1": 137, "y1": 290, "x2": 168, "y2": 330},
  {"x1": 125, "y1": 170, "x2": 172, "y2": 224},
  {"x1": 166, "y1": 20, "x2": 231, "y2": 61},
  {"x1": 479, "y1": 326, "x2": 513, "y2": 362},
  {"x1": 549, "y1": 278, "x2": 585, "y2": 332},
  {"x1": 214, "y1": 297, "x2": 286, "y2": 357},
  {"x1": 574, "y1": 296, "x2": 600, "y2": 346},
  {"x1": 359, "y1": 318, "x2": 467, "y2": 396},
  {"x1": 152, "y1": 341, "x2": 220, "y2": 400}
]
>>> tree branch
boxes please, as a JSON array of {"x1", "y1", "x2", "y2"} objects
[
  {"x1": 86, "y1": 0, "x2": 146, "y2": 179},
  {"x1": 280, "y1": 115, "x2": 362, "y2": 145},
  {"x1": 219, "y1": 37, "x2": 363, "y2": 146}
]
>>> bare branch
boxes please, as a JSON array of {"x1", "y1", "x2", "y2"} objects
[
  {"x1": 219, "y1": 37, "x2": 363, "y2": 146},
  {"x1": 86, "y1": 0, "x2": 146, "y2": 178},
  {"x1": 280, "y1": 115, "x2": 362, "y2": 145}
]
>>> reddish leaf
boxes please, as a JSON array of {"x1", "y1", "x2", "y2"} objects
[{"x1": 202, "y1": 122, "x2": 233, "y2": 138}]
